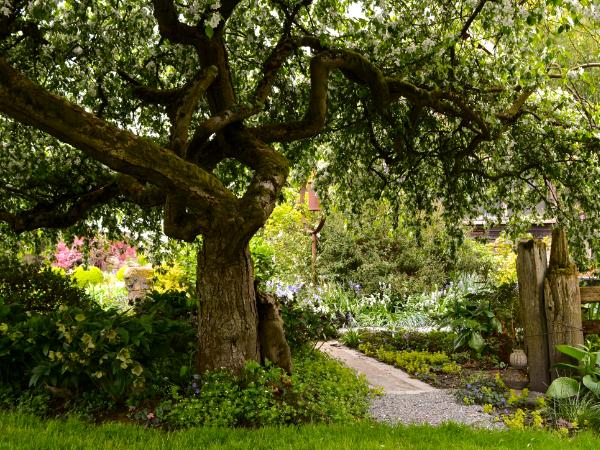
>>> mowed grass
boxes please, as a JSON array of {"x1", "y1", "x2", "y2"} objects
[{"x1": 2, "y1": 411, "x2": 600, "y2": 450}]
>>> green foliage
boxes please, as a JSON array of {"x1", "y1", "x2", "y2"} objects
[
  {"x1": 167, "y1": 350, "x2": 370, "y2": 428},
  {"x1": 436, "y1": 276, "x2": 519, "y2": 356},
  {"x1": 339, "y1": 329, "x2": 360, "y2": 348},
  {"x1": 347, "y1": 329, "x2": 456, "y2": 354},
  {"x1": 153, "y1": 264, "x2": 191, "y2": 295},
  {"x1": 279, "y1": 295, "x2": 337, "y2": 350},
  {"x1": 358, "y1": 343, "x2": 460, "y2": 376},
  {"x1": 85, "y1": 273, "x2": 129, "y2": 311},
  {"x1": 318, "y1": 202, "x2": 452, "y2": 299},
  {"x1": 0, "y1": 294, "x2": 195, "y2": 402},
  {"x1": 439, "y1": 293, "x2": 502, "y2": 353},
  {"x1": 0, "y1": 257, "x2": 94, "y2": 312},
  {"x1": 547, "y1": 344, "x2": 600, "y2": 398},
  {"x1": 115, "y1": 266, "x2": 127, "y2": 282},
  {"x1": 72, "y1": 266, "x2": 104, "y2": 287},
  {"x1": 257, "y1": 188, "x2": 311, "y2": 283},
  {"x1": 544, "y1": 393, "x2": 600, "y2": 432},
  {"x1": 249, "y1": 236, "x2": 276, "y2": 285},
  {"x1": 455, "y1": 374, "x2": 527, "y2": 409}
]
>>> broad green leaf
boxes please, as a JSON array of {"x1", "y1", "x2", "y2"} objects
[
  {"x1": 546, "y1": 377, "x2": 580, "y2": 398},
  {"x1": 556, "y1": 344, "x2": 586, "y2": 362},
  {"x1": 553, "y1": 362, "x2": 581, "y2": 371},
  {"x1": 582, "y1": 375, "x2": 600, "y2": 395},
  {"x1": 468, "y1": 332, "x2": 485, "y2": 353}
]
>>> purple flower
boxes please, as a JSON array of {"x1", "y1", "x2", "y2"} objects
[
  {"x1": 349, "y1": 282, "x2": 362, "y2": 293},
  {"x1": 191, "y1": 382, "x2": 197, "y2": 388},
  {"x1": 194, "y1": 388, "x2": 200, "y2": 395},
  {"x1": 466, "y1": 384, "x2": 472, "y2": 389}
]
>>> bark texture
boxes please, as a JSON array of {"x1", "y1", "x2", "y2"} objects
[
  {"x1": 544, "y1": 228, "x2": 584, "y2": 380},
  {"x1": 516, "y1": 239, "x2": 550, "y2": 391},
  {"x1": 196, "y1": 237, "x2": 260, "y2": 372}
]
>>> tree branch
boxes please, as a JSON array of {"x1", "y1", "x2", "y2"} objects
[
  {"x1": 0, "y1": 58, "x2": 238, "y2": 234},
  {"x1": 0, "y1": 182, "x2": 119, "y2": 233},
  {"x1": 460, "y1": 0, "x2": 489, "y2": 39},
  {"x1": 152, "y1": 0, "x2": 203, "y2": 46},
  {"x1": 251, "y1": 48, "x2": 390, "y2": 142},
  {"x1": 187, "y1": 36, "x2": 322, "y2": 155},
  {"x1": 226, "y1": 128, "x2": 289, "y2": 240}
]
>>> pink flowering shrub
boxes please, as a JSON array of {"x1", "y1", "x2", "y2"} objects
[
  {"x1": 52, "y1": 240, "x2": 83, "y2": 269},
  {"x1": 53, "y1": 237, "x2": 137, "y2": 271}
]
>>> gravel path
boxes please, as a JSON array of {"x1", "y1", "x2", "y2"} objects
[{"x1": 320, "y1": 341, "x2": 503, "y2": 428}]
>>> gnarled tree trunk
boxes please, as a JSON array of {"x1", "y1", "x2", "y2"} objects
[
  {"x1": 196, "y1": 236, "x2": 260, "y2": 373},
  {"x1": 196, "y1": 233, "x2": 292, "y2": 373}
]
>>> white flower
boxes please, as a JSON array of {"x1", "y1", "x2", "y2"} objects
[
  {"x1": 421, "y1": 38, "x2": 435, "y2": 51},
  {"x1": 211, "y1": 0, "x2": 221, "y2": 10},
  {"x1": 0, "y1": 6, "x2": 10, "y2": 16},
  {"x1": 73, "y1": 46, "x2": 83, "y2": 56},
  {"x1": 206, "y1": 12, "x2": 221, "y2": 29}
]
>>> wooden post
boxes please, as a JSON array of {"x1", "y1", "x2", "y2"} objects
[
  {"x1": 544, "y1": 228, "x2": 584, "y2": 380},
  {"x1": 517, "y1": 239, "x2": 550, "y2": 392}
]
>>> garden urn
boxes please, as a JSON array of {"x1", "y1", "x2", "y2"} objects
[{"x1": 509, "y1": 349, "x2": 528, "y2": 369}]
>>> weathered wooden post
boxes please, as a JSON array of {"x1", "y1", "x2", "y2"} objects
[
  {"x1": 516, "y1": 239, "x2": 550, "y2": 391},
  {"x1": 544, "y1": 228, "x2": 584, "y2": 380}
]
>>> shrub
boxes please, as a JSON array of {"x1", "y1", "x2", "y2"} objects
[
  {"x1": 152, "y1": 263, "x2": 192, "y2": 294},
  {"x1": 279, "y1": 296, "x2": 337, "y2": 350},
  {"x1": 436, "y1": 279, "x2": 518, "y2": 357},
  {"x1": 53, "y1": 237, "x2": 137, "y2": 271},
  {"x1": 0, "y1": 300, "x2": 195, "y2": 402},
  {"x1": 167, "y1": 350, "x2": 370, "y2": 428},
  {"x1": 350, "y1": 329, "x2": 457, "y2": 354},
  {"x1": 0, "y1": 257, "x2": 94, "y2": 312},
  {"x1": 72, "y1": 266, "x2": 104, "y2": 287},
  {"x1": 249, "y1": 236, "x2": 276, "y2": 285}
]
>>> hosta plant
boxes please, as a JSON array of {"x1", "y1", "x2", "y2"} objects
[{"x1": 546, "y1": 344, "x2": 600, "y2": 399}]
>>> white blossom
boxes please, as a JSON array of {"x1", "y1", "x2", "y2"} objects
[
  {"x1": 421, "y1": 37, "x2": 435, "y2": 51},
  {"x1": 206, "y1": 12, "x2": 221, "y2": 29},
  {"x1": 73, "y1": 46, "x2": 83, "y2": 56}
]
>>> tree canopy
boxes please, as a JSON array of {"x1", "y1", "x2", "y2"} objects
[
  {"x1": 0, "y1": 1, "x2": 599, "y2": 244},
  {"x1": 0, "y1": 0, "x2": 599, "y2": 370}
]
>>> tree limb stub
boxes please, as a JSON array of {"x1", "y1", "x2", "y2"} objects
[{"x1": 0, "y1": 58, "x2": 238, "y2": 231}]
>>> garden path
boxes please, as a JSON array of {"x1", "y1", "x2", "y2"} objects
[{"x1": 320, "y1": 341, "x2": 502, "y2": 428}]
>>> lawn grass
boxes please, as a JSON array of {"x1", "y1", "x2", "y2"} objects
[{"x1": 1, "y1": 411, "x2": 600, "y2": 449}]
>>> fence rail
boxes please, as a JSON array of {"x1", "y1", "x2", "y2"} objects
[
  {"x1": 581, "y1": 286, "x2": 600, "y2": 303},
  {"x1": 581, "y1": 286, "x2": 600, "y2": 334}
]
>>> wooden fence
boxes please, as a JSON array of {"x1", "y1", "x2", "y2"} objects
[{"x1": 581, "y1": 286, "x2": 600, "y2": 334}]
